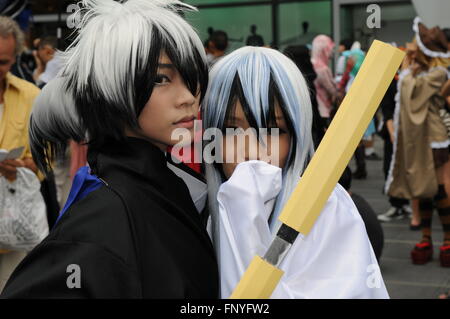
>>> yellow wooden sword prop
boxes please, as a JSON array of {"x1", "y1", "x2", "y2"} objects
[{"x1": 230, "y1": 40, "x2": 405, "y2": 299}]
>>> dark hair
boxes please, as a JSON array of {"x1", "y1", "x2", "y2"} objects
[
  {"x1": 220, "y1": 73, "x2": 297, "y2": 169},
  {"x1": 340, "y1": 39, "x2": 353, "y2": 51},
  {"x1": 70, "y1": 29, "x2": 208, "y2": 155},
  {"x1": 338, "y1": 166, "x2": 352, "y2": 191},
  {"x1": 443, "y1": 28, "x2": 450, "y2": 42},
  {"x1": 29, "y1": 1, "x2": 209, "y2": 176},
  {"x1": 209, "y1": 30, "x2": 228, "y2": 51},
  {"x1": 38, "y1": 36, "x2": 58, "y2": 50},
  {"x1": 283, "y1": 45, "x2": 315, "y2": 78}
]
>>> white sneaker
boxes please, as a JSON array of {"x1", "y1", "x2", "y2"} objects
[
  {"x1": 377, "y1": 206, "x2": 406, "y2": 222},
  {"x1": 402, "y1": 204, "x2": 413, "y2": 215}
]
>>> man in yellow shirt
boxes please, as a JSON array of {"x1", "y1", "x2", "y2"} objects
[{"x1": 0, "y1": 16, "x2": 40, "y2": 292}]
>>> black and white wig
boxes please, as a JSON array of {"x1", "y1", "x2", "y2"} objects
[{"x1": 30, "y1": 0, "x2": 208, "y2": 175}]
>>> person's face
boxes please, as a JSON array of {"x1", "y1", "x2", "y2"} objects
[
  {"x1": 221, "y1": 99, "x2": 292, "y2": 179},
  {"x1": 134, "y1": 52, "x2": 200, "y2": 151},
  {"x1": 37, "y1": 45, "x2": 55, "y2": 64},
  {"x1": 0, "y1": 35, "x2": 16, "y2": 85}
]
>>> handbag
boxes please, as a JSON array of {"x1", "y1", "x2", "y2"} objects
[{"x1": 0, "y1": 167, "x2": 49, "y2": 251}]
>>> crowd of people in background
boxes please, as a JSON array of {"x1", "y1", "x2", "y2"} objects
[{"x1": 0, "y1": 15, "x2": 89, "y2": 291}]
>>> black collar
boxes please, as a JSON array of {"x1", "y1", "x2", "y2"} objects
[
  {"x1": 87, "y1": 136, "x2": 216, "y2": 267},
  {"x1": 88, "y1": 137, "x2": 169, "y2": 186},
  {"x1": 87, "y1": 136, "x2": 211, "y2": 239}
]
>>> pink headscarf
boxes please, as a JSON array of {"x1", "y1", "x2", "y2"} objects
[
  {"x1": 311, "y1": 35, "x2": 335, "y2": 70},
  {"x1": 310, "y1": 35, "x2": 337, "y2": 118}
]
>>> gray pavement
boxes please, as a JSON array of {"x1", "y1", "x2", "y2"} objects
[{"x1": 349, "y1": 136, "x2": 450, "y2": 299}]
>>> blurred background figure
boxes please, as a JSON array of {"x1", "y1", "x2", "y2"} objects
[
  {"x1": 310, "y1": 34, "x2": 338, "y2": 122},
  {"x1": 385, "y1": 17, "x2": 450, "y2": 267},
  {"x1": 0, "y1": 15, "x2": 41, "y2": 292},
  {"x1": 284, "y1": 44, "x2": 325, "y2": 148},
  {"x1": 246, "y1": 24, "x2": 264, "y2": 47},
  {"x1": 33, "y1": 36, "x2": 62, "y2": 88},
  {"x1": 335, "y1": 38, "x2": 353, "y2": 83},
  {"x1": 377, "y1": 76, "x2": 415, "y2": 226},
  {"x1": 204, "y1": 26, "x2": 214, "y2": 53},
  {"x1": 336, "y1": 41, "x2": 371, "y2": 179},
  {"x1": 206, "y1": 30, "x2": 228, "y2": 67},
  {"x1": 279, "y1": 20, "x2": 319, "y2": 49}
]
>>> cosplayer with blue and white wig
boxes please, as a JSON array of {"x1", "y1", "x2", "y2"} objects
[
  {"x1": 203, "y1": 46, "x2": 315, "y2": 232},
  {"x1": 202, "y1": 46, "x2": 389, "y2": 299}
]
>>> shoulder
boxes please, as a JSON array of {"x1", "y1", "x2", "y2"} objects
[
  {"x1": 429, "y1": 67, "x2": 448, "y2": 77},
  {"x1": 7, "y1": 73, "x2": 40, "y2": 101},
  {"x1": 50, "y1": 185, "x2": 135, "y2": 265},
  {"x1": 1, "y1": 238, "x2": 140, "y2": 298},
  {"x1": 425, "y1": 67, "x2": 448, "y2": 81},
  {"x1": 330, "y1": 183, "x2": 362, "y2": 218},
  {"x1": 414, "y1": 67, "x2": 448, "y2": 85},
  {"x1": 312, "y1": 183, "x2": 365, "y2": 236}
]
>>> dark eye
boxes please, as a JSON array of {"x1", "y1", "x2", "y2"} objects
[
  {"x1": 155, "y1": 74, "x2": 170, "y2": 85},
  {"x1": 224, "y1": 126, "x2": 244, "y2": 136},
  {"x1": 266, "y1": 127, "x2": 287, "y2": 135}
]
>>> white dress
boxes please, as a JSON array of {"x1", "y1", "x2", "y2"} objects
[{"x1": 212, "y1": 160, "x2": 389, "y2": 299}]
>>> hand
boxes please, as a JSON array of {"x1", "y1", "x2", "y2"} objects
[
  {"x1": 0, "y1": 159, "x2": 25, "y2": 182},
  {"x1": 32, "y1": 50, "x2": 43, "y2": 69},
  {"x1": 32, "y1": 50, "x2": 45, "y2": 83}
]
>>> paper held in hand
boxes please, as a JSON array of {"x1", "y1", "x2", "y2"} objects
[{"x1": 0, "y1": 146, "x2": 25, "y2": 162}]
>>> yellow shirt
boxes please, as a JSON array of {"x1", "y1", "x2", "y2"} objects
[
  {"x1": 0, "y1": 73, "x2": 40, "y2": 159},
  {"x1": 0, "y1": 74, "x2": 40, "y2": 254}
]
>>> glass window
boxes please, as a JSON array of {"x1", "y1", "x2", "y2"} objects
[
  {"x1": 340, "y1": 5, "x2": 353, "y2": 43},
  {"x1": 185, "y1": 0, "x2": 270, "y2": 5},
  {"x1": 185, "y1": 5, "x2": 272, "y2": 52},
  {"x1": 278, "y1": 1, "x2": 331, "y2": 50}
]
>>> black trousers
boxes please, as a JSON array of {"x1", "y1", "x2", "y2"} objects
[{"x1": 383, "y1": 137, "x2": 409, "y2": 208}]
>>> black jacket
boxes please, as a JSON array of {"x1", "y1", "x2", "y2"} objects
[{"x1": 1, "y1": 137, "x2": 219, "y2": 298}]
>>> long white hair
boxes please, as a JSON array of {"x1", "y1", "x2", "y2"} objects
[{"x1": 202, "y1": 46, "x2": 315, "y2": 248}]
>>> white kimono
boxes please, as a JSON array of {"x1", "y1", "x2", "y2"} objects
[{"x1": 213, "y1": 161, "x2": 389, "y2": 299}]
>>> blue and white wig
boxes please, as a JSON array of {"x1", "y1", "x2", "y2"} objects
[
  {"x1": 203, "y1": 46, "x2": 315, "y2": 239},
  {"x1": 30, "y1": 0, "x2": 208, "y2": 175}
]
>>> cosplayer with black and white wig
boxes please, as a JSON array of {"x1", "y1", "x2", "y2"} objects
[
  {"x1": 1, "y1": 0, "x2": 218, "y2": 299},
  {"x1": 30, "y1": 0, "x2": 208, "y2": 175},
  {"x1": 202, "y1": 46, "x2": 389, "y2": 298}
]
